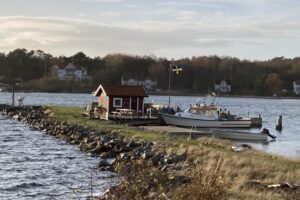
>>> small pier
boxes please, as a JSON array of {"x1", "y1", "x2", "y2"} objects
[{"x1": 116, "y1": 118, "x2": 161, "y2": 126}]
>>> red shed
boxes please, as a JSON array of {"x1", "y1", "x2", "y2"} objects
[{"x1": 93, "y1": 84, "x2": 148, "y2": 120}]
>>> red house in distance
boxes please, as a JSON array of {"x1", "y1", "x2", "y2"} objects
[{"x1": 93, "y1": 84, "x2": 149, "y2": 120}]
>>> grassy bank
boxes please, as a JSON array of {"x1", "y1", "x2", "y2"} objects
[{"x1": 49, "y1": 106, "x2": 300, "y2": 199}]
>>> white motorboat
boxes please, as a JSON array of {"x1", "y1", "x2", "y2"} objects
[
  {"x1": 161, "y1": 93, "x2": 254, "y2": 128},
  {"x1": 160, "y1": 112, "x2": 252, "y2": 128},
  {"x1": 211, "y1": 129, "x2": 269, "y2": 140}
]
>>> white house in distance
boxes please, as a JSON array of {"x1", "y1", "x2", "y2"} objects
[
  {"x1": 214, "y1": 80, "x2": 231, "y2": 93},
  {"x1": 52, "y1": 63, "x2": 90, "y2": 81},
  {"x1": 293, "y1": 80, "x2": 300, "y2": 95},
  {"x1": 121, "y1": 77, "x2": 157, "y2": 91}
]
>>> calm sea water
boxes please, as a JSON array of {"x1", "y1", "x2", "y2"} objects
[{"x1": 0, "y1": 92, "x2": 299, "y2": 199}]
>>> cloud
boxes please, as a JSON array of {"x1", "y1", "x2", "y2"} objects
[
  {"x1": 79, "y1": 0, "x2": 122, "y2": 2},
  {"x1": 0, "y1": 14, "x2": 300, "y2": 59},
  {"x1": 101, "y1": 11, "x2": 120, "y2": 17},
  {"x1": 0, "y1": 16, "x2": 174, "y2": 55},
  {"x1": 195, "y1": 38, "x2": 264, "y2": 47}
]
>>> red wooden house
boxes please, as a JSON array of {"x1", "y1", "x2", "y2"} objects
[{"x1": 93, "y1": 84, "x2": 149, "y2": 120}]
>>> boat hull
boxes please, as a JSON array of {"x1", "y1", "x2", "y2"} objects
[
  {"x1": 161, "y1": 113, "x2": 252, "y2": 128},
  {"x1": 212, "y1": 129, "x2": 268, "y2": 140}
]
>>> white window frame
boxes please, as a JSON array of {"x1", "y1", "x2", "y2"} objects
[{"x1": 113, "y1": 98, "x2": 123, "y2": 108}]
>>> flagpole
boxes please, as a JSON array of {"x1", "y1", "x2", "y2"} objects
[{"x1": 168, "y1": 64, "x2": 171, "y2": 107}]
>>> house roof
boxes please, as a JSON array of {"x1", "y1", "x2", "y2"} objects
[
  {"x1": 94, "y1": 84, "x2": 148, "y2": 97},
  {"x1": 53, "y1": 63, "x2": 86, "y2": 71}
]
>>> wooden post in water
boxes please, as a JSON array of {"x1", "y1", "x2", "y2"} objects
[{"x1": 276, "y1": 115, "x2": 282, "y2": 131}]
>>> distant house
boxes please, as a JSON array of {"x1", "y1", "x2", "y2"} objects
[
  {"x1": 121, "y1": 77, "x2": 157, "y2": 91},
  {"x1": 214, "y1": 80, "x2": 231, "y2": 93},
  {"x1": 0, "y1": 76, "x2": 8, "y2": 91},
  {"x1": 93, "y1": 84, "x2": 149, "y2": 120},
  {"x1": 293, "y1": 81, "x2": 300, "y2": 95},
  {"x1": 52, "y1": 63, "x2": 90, "y2": 81},
  {"x1": 0, "y1": 82, "x2": 9, "y2": 92}
]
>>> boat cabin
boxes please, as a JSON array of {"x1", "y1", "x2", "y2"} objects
[{"x1": 93, "y1": 84, "x2": 148, "y2": 120}]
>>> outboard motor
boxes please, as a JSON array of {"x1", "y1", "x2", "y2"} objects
[{"x1": 261, "y1": 128, "x2": 276, "y2": 139}]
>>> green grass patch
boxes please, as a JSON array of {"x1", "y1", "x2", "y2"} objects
[{"x1": 49, "y1": 106, "x2": 168, "y2": 142}]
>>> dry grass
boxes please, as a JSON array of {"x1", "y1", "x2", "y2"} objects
[
  {"x1": 101, "y1": 158, "x2": 230, "y2": 200},
  {"x1": 174, "y1": 156, "x2": 229, "y2": 200},
  {"x1": 183, "y1": 144, "x2": 300, "y2": 199},
  {"x1": 50, "y1": 106, "x2": 300, "y2": 200},
  {"x1": 101, "y1": 160, "x2": 173, "y2": 200}
]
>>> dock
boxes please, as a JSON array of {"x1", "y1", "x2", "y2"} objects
[{"x1": 139, "y1": 126, "x2": 211, "y2": 139}]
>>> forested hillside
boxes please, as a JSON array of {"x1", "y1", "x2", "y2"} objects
[{"x1": 1, "y1": 48, "x2": 300, "y2": 95}]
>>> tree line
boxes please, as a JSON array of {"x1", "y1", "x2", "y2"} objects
[{"x1": 0, "y1": 48, "x2": 300, "y2": 95}]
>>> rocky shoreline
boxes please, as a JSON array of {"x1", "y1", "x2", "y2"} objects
[{"x1": 0, "y1": 104, "x2": 189, "y2": 199}]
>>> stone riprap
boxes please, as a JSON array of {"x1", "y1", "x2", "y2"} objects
[{"x1": 0, "y1": 104, "x2": 189, "y2": 199}]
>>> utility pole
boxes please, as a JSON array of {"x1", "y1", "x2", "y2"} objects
[
  {"x1": 168, "y1": 64, "x2": 172, "y2": 107},
  {"x1": 44, "y1": 60, "x2": 47, "y2": 77}
]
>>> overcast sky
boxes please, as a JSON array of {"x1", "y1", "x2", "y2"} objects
[{"x1": 0, "y1": 0, "x2": 300, "y2": 60}]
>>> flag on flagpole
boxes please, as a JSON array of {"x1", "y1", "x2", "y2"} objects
[{"x1": 171, "y1": 65, "x2": 183, "y2": 75}]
